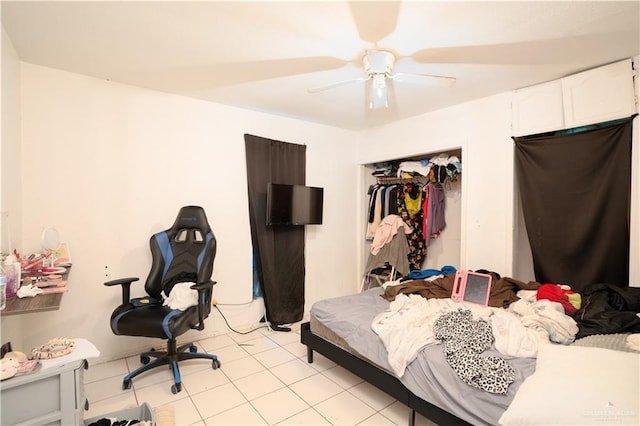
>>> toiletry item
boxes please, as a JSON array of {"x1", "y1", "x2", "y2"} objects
[
  {"x1": 4, "y1": 255, "x2": 20, "y2": 300},
  {"x1": 0, "y1": 265, "x2": 6, "y2": 310}
]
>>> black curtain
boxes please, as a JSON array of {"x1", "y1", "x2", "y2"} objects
[
  {"x1": 244, "y1": 134, "x2": 306, "y2": 327},
  {"x1": 513, "y1": 117, "x2": 634, "y2": 292}
]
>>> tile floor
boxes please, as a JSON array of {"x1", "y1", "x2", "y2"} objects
[{"x1": 83, "y1": 321, "x2": 436, "y2": 426}]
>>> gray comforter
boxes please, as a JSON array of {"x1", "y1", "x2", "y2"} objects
[{"x1": 310, "y1": 287, "x2": 537, "y2": 426}]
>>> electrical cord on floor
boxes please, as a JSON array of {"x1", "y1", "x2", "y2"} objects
[{"x1": 213, "y1": 304, "x2": 270, "y2": 335}]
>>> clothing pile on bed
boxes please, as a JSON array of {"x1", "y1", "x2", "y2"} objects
[{"x1": 373, "y1": 267, "x2": 640, "y2": 395}]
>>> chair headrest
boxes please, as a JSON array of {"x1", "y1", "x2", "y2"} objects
[{"x1": 171, "y1": 205, "x2": 211, "y2": 235}]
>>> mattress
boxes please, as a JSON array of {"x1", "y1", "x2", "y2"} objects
[{"x1": 310, "y1": 287, "x2": 537, "y2": 426}]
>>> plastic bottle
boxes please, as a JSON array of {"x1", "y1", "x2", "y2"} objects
[
  {"x1": 0, "y1": 264, "x2": 6, "y2": 311},
  {"x1": 4, "y1": 255, "x2": 19, "y2": 299}
]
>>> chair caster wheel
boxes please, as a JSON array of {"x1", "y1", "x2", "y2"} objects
[
  {"x1": 123, "y1": 379, "x2": 132, "y2": 390},
  {"x1": 189, "y1": 345, "x2": 197, "y2": 353},
  {"x1": 140, "y1": 355, "x2": 150, "y2": 365},
  {"x1": 212, "y1": 359, "x2": 221, "y2": 369},
  {"x1": 171, "y1": 383, "x2": 182, "y2": 394}
]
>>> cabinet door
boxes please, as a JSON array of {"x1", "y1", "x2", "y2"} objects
[
  {"x1": 562, "y1": 58, "x2": 637, "y2": 128},
  {"x1": 0, "y1": 360, "x2": 84, "y2": 425},
  {"x1": 512, "y1": 80, "x2": 565, "y2": 136}
]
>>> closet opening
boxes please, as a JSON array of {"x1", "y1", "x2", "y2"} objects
[{"x1": 360, "y1": 149, "x2": 463, "y2": 287}]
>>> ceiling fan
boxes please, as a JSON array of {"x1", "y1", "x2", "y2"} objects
[
  {"x1": 307, "y1": 49, "x2": 456, "y2": 109},
  {"x1": 128, "y1": 1, "x2": 626, "y2": 116}
]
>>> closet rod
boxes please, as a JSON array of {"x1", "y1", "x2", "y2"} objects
[{"x1": 375, "y1": 176, "x2": 429, "y2": 184}]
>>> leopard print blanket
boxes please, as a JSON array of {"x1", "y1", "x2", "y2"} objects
[{"x1": 434, "y1": 308, "x2": 515, "y2": 394}]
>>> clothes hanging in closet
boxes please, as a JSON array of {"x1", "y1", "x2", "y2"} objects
[
  {"x1": 423, "y1": 182, "x2": 446, "y2": 245},
  {"x1": 362, "y1": 219, "x2": 412, "y2": 291},
  {"x1": 367, "y1": 181, "x2": 448, "y2": 270},
  {"x1": 368, "y1": 182, "x2": 427, "y2": 269},
  {"x1": 367, "y1": 154, "x2": 460, "y2": 271},
  {"x1": 397, "y1": 182, "x2": 427, "y2": 270},
  {"x1": 366, "y1": 183, "x2": 400, "y2": 239}
]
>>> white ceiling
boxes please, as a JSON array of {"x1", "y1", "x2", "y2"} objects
[{"x1": 2, "y1": 1, "x2": 639, "y2": 130}]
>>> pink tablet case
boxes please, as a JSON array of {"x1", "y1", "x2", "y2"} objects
[{"x1": 451, "y1": 270, "x2": 493, "y2": 306}]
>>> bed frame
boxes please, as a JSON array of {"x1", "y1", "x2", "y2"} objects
[{"x1": 300, "y1": 322, "x2": 470, "y2": 426}]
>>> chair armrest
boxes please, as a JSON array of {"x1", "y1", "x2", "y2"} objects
[
  {"x1": 190, "y1": 280, "x2": 217, "y2": 330},
  {"x1": 104, "y1": 277, "x2": 140, "y2": 305},
  {"x1": 190, "y1": 280, "x2": 216, "y2": 292}
]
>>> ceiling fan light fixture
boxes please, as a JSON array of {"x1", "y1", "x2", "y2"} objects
[
  {"x1": 363, "y1": 50, "x2": 394, "y2": 109},
  {"x1": 363, "y1": 50, "x2": 395, "y2": 75},
  {"x1": 370, "y1": 74, "x2": 388, "y2": 109}
]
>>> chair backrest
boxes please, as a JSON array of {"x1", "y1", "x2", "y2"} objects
[{"x1": 145, "y1": 206, "x2": 217, "y2": 305}]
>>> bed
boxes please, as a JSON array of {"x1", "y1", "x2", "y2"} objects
[{"x1": 300, "y1": 285, "x2": 640, "y2": 426}]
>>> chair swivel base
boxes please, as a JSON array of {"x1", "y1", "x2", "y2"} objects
[{"x1": 122, "y1": 339, "x2": 221, "y2": 394}]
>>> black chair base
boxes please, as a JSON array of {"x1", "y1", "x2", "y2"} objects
[{"x1": 122, "y1": 339, "x2": 220, "y2": 394}]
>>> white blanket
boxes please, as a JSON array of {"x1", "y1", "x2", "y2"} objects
[
  {"x1": 163, "y1": 282, "x2": 198, "y2": 310},
  {"x1": 507, "y1": 298, "x2": 578, "y2": 345}
]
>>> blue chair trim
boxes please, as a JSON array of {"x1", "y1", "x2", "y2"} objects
[
  {"x1": 111, "y1": 310, "x2": 132, "y2": 334},
  {"x1": 162, "y1": 310, "x2": 182, "y2": 339},
  {"x1": 171, "y1": 362, "x2": 181, "y2": 384},
  {"x1": 156, "y1": 232, "x2": 173, "y2": 281}
]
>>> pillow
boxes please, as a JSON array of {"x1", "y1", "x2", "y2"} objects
[
  {"x1": 573, "y1": 333, "x2": 638, "y2": 353},
  {"x1": 499, "y1": 343, "x2": 639, "y2": 425}
]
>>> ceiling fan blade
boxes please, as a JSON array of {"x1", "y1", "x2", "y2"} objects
[
  {"x1": 411, "y1": 32, "x2": 637, "y2": 65},
  {"x1": 307, "y1": 76, "x2": 369, "y2": 94},
  {"x1": 349, "y1": 0, "x2": 401, "y2": 44},
  {"x1": 142, "y1": 56, "x2": 349, "y2": 92},
  {"x1": 391, "y1": 73, "x2": 456, "y2": 87}
]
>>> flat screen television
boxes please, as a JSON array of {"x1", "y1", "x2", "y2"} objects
[{"x1": 266, "y1": 183, "x2": 324, "y2": 225}]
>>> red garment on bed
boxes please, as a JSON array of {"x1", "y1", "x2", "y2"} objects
[{"x1": 536, "y1": 284, "x2": 577, "y2": 314}]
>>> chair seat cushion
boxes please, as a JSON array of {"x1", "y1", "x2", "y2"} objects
[{"x1": 111, "y1": 303, "x2": 199, "y2": 340}]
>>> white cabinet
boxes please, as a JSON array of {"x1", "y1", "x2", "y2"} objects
[
  {"x1": 562, "y1": 59, "x2": 637, "y2": 128},
  {"x1": 512, "y1": 80, "x2": 565, "y2": 136},
  {"x1": 512, "y1": 58, "x2": 637, "y2": 136},
  {"x1": 0, "y1": 359, "x2": 87, "y2": 425}
]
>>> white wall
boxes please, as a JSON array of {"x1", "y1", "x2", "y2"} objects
[
  {"x1": 1, "y1": 27, "x2": 22, "y2": 256},
  {"x1": 3, "y1": 62, "x2": 360, "y2": 362},
  {"x1": 1, "y1": 25, "x2": 24, "y2": 349}
]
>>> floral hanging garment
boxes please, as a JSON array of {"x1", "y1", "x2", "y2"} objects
[{"x1": 397, "y1": 182, "x2": 426, "y2": 270}]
